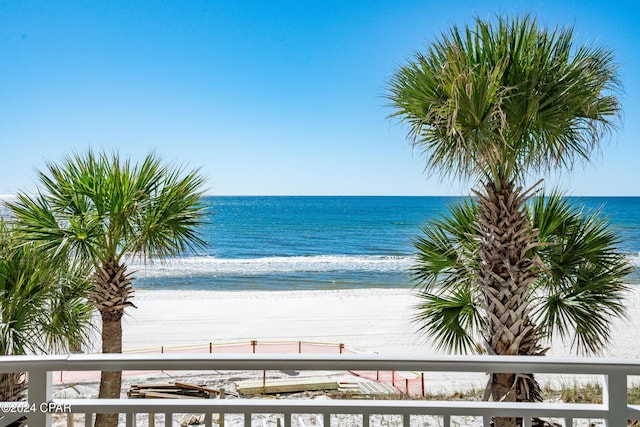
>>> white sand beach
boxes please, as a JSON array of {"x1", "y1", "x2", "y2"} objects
[
  {"x1": 121, "y1": 288, "x2": 424, "y2": 355},
  {"x1": 116, "y1": 286, "x2": 640, "y2": 359}
]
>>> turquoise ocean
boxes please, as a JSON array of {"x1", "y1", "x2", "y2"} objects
[{"x1": 133, "y1": 196, "x2": 640, "y2": 291}]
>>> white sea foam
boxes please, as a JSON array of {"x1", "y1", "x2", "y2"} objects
[
  {"x1": 119, "y1": 251, "x2": 640, "y2": 281},
  {"x1": 626, "y1": 253, "x2": 640, "y2": 266},
  {"x1": 128, "y1": 255, "x2": 414, "y2": 278}
]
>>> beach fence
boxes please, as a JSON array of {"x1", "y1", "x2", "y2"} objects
[
  {"x1": 147, "y1": 340, "x2": 354, "y2": 356},
  {"x1": 350, "y1": 369, "x2": 427, "y2": 397},
  {"x1": 148, "y1": 341, "x2": 429, "y2": 398},
  {"x1": 56, "y1": 341, "x2": 353, "y2": 384},
  {"x1": 56, "y1": 340, "x2": 427, "y2": 397}
]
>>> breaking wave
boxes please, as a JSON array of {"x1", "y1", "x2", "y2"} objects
[{"x1": 130, "y1": 255, "x2": 414, "y2": 278}]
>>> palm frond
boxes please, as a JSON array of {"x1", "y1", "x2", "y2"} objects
[
  {"x1": 412, "y1": 198, "x2": 478, "y2": 292},
  {"x1": 412, "y1": 198, "x2": 484, "y2": 353},
  {"x1": 387, "y1": 14, "x2": 621, "y2": 185},
  {"x1": 414, "y1": 286, "x2": 485, "y2": 354},
  {"x1": 412, "y1": 193, "x2": 630, "y2": 357},
  {"x1": 530, "y1": 193, "x2": 631, "y2": 355},
  {"x1": 7, "y1": 151, "x2": 207, "y2": 267},
  {"x1": 0, "y1": 219, "x2": 94, "y2": 356}
]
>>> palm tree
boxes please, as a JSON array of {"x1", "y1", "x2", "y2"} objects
[
  {"x1": 7, "y1": 151, "x2": 207, "y2": 427},
  {"x1": 0, "y1": 218, "x2": 93, "y2": 426},
  {"x1": 387, "y1": 14, "x2": 621, "y2": 424}
]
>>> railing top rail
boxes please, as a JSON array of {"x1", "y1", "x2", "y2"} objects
[{"x1": 1, "y1": 353, "x2": 640, "y2": 374}]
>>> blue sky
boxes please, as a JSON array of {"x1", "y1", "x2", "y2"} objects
[{"x1": 1, "y1": 0, "x2": 638, "y2": 196}]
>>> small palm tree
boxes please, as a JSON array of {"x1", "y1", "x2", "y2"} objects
[
  {"x1": 387, "y1": 15, "x2": 621, "y2": 424},
  {"x1": 8, "y1": 151, "x2": 207, "y2": 427},
  {"x1": 0, "y1": 218, "x2": 93, "y2": 426}
]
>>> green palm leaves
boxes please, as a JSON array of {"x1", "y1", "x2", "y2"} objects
[
  {"x1": 0, "y1": 218, "x2": 93, "y2": 409},
  {"x1": 413, "y1": 199, "x2": 482, "y2": 354},
  {"x1": 387, "y1": 15, "x2": 621, "y2": 186},
  {"x1": 413, "y1": 194, "x2": 631, "y2": 356},
  {"x1": 531, "y1": 194, "x2": 631, "y2": 354},
  {"x1": 9, "y1": 151, "x2": 207, "y2": 267},
  {"x1": 0, "y1": 219, "x2": 92, "y2": 357}
]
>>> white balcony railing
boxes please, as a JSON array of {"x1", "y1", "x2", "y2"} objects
[{"x1": 1, "y1": 353, "x2": 640, "y2": 426}]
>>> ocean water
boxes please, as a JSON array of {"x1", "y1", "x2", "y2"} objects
[
  {"x1": 131, "y1": 196, "x2": 640, "y2": 291},
  {"x1": 134, "y1": 196, "x2": 455, "y2": 290},
  {"x1": 2, "y1": 195, "x2": 639, "y2": 290}
]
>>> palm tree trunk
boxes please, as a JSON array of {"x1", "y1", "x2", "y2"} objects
[
  {"x1": 475, "y1": 181, "x2": 542, "y2": 427},
  {"x1": 0, "y1": 372, "x2": 27, "y2": 427},
  {"x1": 91, "y1": 257, "x2": 134, "y2": 427},
  {"x1": 94, "y1": 311, "x2": 123, "y2": 427}
]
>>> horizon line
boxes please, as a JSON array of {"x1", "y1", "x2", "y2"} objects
[{"x1": 2, "y1": 194, "x2": 640, "y2": 198}]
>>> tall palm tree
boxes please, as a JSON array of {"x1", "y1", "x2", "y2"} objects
[
  {"x1": 0, "y1": 218, "x2": 93, "y2": 426},
  {"x1": 387, "y1": 14, "x2": 621, "y2": 424},
  {"x1": 7, "y1": 151, "x2": 207, "y2": 427}
]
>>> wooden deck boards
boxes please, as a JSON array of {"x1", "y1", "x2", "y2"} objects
[{"x1": 235, "y1": 376, "x2": 339, "y2": 395}]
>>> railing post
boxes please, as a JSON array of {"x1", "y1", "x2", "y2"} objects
[
  {"x1": 28, "y1": 369, "x2": 52, "y2": 426},
  {"x1": 323, "y1": 413, "x2": 330, "y2": 427},
  {"x1": 604, "y1": 372, "x2": 627, "y2": 427},
  {"x1": 219, "y1": 387, "x2": 225, "y2": 427},
  {"x1": 125, "y1": 412, "x2": 135, "y2": 426}
]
